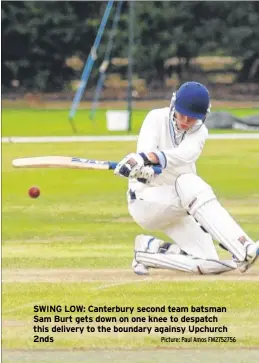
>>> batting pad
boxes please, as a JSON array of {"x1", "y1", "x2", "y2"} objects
[
  {"x1": 175, "y1": 173, "x2": 253, "y2": 262},
  {"x1": 135, "y1": 252, "x2": 236, "y2": 275},
  {"x1": 194, "y1": 200, "x2": 252, "y2": 262}
]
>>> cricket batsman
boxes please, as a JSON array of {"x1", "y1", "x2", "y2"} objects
[{"x1": 114, "y1": 81, "x2": 259, "y2": 275}]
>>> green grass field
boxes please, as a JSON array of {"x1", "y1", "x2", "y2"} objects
[
  {"x1": 2, "y1": 107, "x2": 259, "y2": 362},
  {"x1": 2, "y1": 107, "x2": 259, "y2": 136}
]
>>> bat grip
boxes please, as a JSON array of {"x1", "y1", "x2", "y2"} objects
[
  {"x1": 108, "y1": 162, "x2": 162, "y2": 175},
  {"x1": 152, "y1": 166, "x2": 162, "y2": 175}
]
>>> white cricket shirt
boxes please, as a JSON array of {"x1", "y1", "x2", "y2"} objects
[{"x1": 128, "y1": 107, "x2": 208, "y2": 194}]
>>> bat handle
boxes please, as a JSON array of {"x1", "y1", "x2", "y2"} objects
[
  {"x1": 108, "y1": 162, "x2": 162, "y2": 175},
  {"x1": 108, "y1": 162, "x2": 119, "y2": 170},
  {"x1": 152, "y1": 166, "x2": 162, "y2": 175}
]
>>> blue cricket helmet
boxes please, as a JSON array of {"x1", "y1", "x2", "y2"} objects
[{"x1": 174, "y1": 82, "x2": 210, "y2": 120}]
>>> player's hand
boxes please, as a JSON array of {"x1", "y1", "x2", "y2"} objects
[
  {"x1": 114, "y1": 153, "x2": 144, "y2": 178},
  {"x1": 139, "y1": 152, "x2": 160, "y2": 165},
  {"x1": 114, "y1": 152, "x2": 161, "y2": 181},
  {"x1": 135, "y1": 166, "x2": 155, "y2": 184}
]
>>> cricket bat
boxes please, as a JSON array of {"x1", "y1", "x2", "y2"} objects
[{"x1": 12, "y1": 156, "x2": 162, "y2": 174}]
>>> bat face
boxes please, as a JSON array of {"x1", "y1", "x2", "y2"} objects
[
  {"x1": 12, "y1": 156, "x2": 113, "y2": 170},
  {"x1": 12, "y1": 157, "x2": 160, "y2": 174}
]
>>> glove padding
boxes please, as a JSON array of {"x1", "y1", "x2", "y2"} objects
[
  {"x1": 114, "y1": 153, "x2": 144, "y2": 178},
  {"x1": 135, "y1": 165, "x2": 155, "y2": 184},
  {"x1": 114, "y1": 153, "x2": 156, "y2": 184}
]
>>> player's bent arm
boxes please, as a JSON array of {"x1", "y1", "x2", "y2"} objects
[
  {"x1": 155, "y1": 127, "x2": 208, "y2": 168},
  {"x1": 114, "y1": 110, "x2": 161, "y2": 180},
  {"x1": 137, "y1": 110, "x2": 160, "y2": 153}
]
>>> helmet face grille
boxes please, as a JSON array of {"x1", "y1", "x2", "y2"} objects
[
  {"x1": 170, "y1": 107, "x2": 203, "y2": 135},
  {"x1": 175, "y1": 82, "x2": 210, "y2": 120}
]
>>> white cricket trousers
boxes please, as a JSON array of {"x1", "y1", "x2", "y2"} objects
[{"x1": 128, "y1": 185, "x2": 219, "y2": 260}]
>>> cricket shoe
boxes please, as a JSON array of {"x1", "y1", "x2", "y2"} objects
[
  {"x1": 132, "y1": 258, "x2": 149, "y2": 275},
  {"x1": 132, "y1": 235, "x2": 163, "y2": 275},
  {"x1": 239, "y1": 240, "x2": 259, "y2": 273}
]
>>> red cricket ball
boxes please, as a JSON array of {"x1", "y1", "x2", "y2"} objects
[{"x1": 28, "y1": 186, "x2": 40, "y2": 199}]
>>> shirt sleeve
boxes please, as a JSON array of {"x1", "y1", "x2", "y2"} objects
[
  {"x1": 136, "y1": 110, "x2": 159, "y2": 153},
  {"x1": 156, "y1": 127, "x2": 208, "y2": 168}
]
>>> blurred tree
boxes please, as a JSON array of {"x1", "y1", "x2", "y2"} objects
[
  {"x1": 2, "y1": 1, "x2": 29, "y2": 88},
  {"x1": 2, "y1": 1, "x2": 105, "y2": 91},
  {"x1": 132, "y1": 1, "x2": 227, "y2": 87},
  {"x1": 133, "y1": 1, "x2": 259, "y2": 86},
  {"x1": 133, "y1": 1, "x2": 178, "y2": 88},
  {"x1": 2, "y1": 1, "x2": 78, "y2": 90},
  {"x1": 2, "y1": 1, "x2": 259, "y2": 91},
  {"x1": 222, "y1": 2, "x2": 259, "y2": 82}
]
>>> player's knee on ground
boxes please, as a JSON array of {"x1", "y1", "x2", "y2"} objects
[
  {"x1": 135, "y1": 252, "x2": 236, "y2": 275},
  {"x1": 175, "y1": 173, "x2": 216, "y2": 214}
]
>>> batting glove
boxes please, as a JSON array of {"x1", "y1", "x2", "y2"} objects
[
  {"x1": 134, "y1": 166, "x2": 155, "y2": 184},
  {"x1": 114, "y1": 153, "x2": 145, "y2": 179}
]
